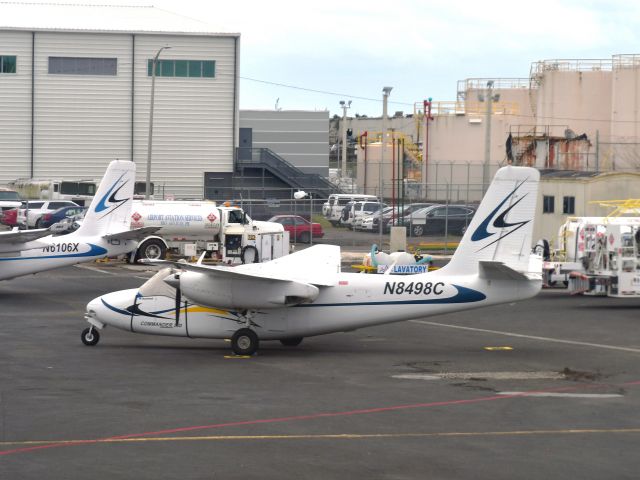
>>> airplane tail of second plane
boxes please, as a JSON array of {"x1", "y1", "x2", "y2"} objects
[
  {"x1": 75, "y1": 160, "x2": 136, "y2": 237},
  {"x1": 444, "y1": 166, "x2": 540, "y2": 277}
]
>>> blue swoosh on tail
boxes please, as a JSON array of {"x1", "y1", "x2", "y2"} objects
[{"x1": 95, "y1": 172, "x2": 128, "y2": 213}]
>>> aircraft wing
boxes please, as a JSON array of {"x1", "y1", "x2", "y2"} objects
[
  {"x1": 148, "y1": 244, "x2": 341, "y2": 287},
  {"x1": 103, "y1": 226, "x2": 161, "y2": 242},
  {"x1": 0, "y1": 228, "x2": 51, "y2": 245}
]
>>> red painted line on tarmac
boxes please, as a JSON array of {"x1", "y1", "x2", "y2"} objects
[{"x1": 2, "y1": 380, "x2": 639, "y2": 457}]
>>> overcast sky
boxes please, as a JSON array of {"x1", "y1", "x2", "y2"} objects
[{"x1": 41, "y1": 0, "x2": 640, "y2": 116}]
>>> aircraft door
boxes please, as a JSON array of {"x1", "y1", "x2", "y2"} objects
[{"x1": 131, "y1": 295, "x2": 188, "y2": 336}]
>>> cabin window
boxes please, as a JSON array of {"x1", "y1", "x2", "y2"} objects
[
  {"x1": 543, "y1": 195, "x2": 555, "y2": 214},
  {"x1": 563, "y1": 196, "x2": 575, "y2": 214}
]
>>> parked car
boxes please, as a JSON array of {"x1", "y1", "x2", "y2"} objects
[
  {"x1": 360, "y1": 203, "x2": 439, "y2": 233},
  {"x1": 268, "y1": 215, "x2": 324, "y2": 243},
  {"x1": 403, "y1": 204, "x2": 477, "y2": 236},
  {"x1": 0, "y1": 188, "x2": 23, "y2": 220},
  {"x1": 39, "y1": 205, "x2": 87, "y2": 228},
  {"x1": 1, "y1": 207, "x2": 19, "y2": 227},
  {"x1": 17, "y1": 200, "x2": 80, "y2": 228},
  {"x1": 359, "y1": 206, "x2": 395, "y2": 232}
]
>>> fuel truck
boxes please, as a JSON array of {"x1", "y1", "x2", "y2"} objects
[{"x1": 128, "y1": 200, "x2": 289, "y2": 264}]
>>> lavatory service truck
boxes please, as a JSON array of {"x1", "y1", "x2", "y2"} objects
[{"x1": 129, "y1": 200, "x2": 289, "y2": 264}]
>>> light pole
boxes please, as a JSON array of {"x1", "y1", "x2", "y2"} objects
[
  {"x1": 146, "y1": 45, "x2": 171, "y2": 199},
  {"x1": 379, "y1": 86, "x2": 392, "y2": 250},
  {"x1": 294, "y1": 190, "x2": 312, "y2": 246},
  {"x1": 339, "y1": 100, "x2": 351, "y2": 178}
]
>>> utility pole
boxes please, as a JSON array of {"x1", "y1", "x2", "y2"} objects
[
  {"x1": 339, "y1": 100, "x2": 351, "y2": 178},
  {"x1": 422, "y1": 97, "x2": 433, "y2": 199},
  {"x1": 379, "y1": 87, "x2": 392, "y2": 250}
]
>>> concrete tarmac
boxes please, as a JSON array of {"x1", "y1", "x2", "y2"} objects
[{"x1": 1, "y1": 264, "x2": 640, "y2": 479}]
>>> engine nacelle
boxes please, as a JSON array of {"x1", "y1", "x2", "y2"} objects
[{"x1": 171, "y1": 271, "x2": 319, "y2": 310}]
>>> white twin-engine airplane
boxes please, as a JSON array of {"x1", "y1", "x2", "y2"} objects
[
  {"x1": 0, "y1": 160, "x2": 157, "y2": 281},
  {"x1": 83, "y1": 166, "x2": 543, "y2": 355}
]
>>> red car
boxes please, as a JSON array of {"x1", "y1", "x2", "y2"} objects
[
  {"x1": 268, "y1": 215, "x2": 324, "y2": 243},
  {"x1": 1, "y1": 208, "x2": 18, "y2": 227}
]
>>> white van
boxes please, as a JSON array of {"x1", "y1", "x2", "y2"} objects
[
  {"x1": 342, "y1": 201, "x2": 387, "y2": 229},
  {"x1": 323, "y1": 193, "x2": 379, "y2": 226}
]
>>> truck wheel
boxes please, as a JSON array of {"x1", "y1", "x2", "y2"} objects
[
  {"x1": 231, "y1": 328, "x2": 259, "y2": 356},
  {"x1": 298, "y1": 232, "x2": 310, "y2": 243},
  {"x1": 136, "y1": 239, "x2": 167, "y2": 262},
  {"x1": 241, "y1": 246, "x2": 259, "y2": 264},
  {"x1": 35, "y1": 218, "x2": 43, "y2": 228}
]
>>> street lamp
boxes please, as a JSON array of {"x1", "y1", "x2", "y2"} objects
[
  {"x1": 146, "y1": 45, "x2": 171, "y2": 199},
  {"x1": 294, "y1": 190, "x2": 312, "y2": 246},
  {"x1": 379, "y1": 86, "x2": 392, "y2": 249},
  {"x1": 339, "y1": 100, "x2": 351, "y2": 178}
]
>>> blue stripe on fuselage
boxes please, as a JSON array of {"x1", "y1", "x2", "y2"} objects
[
  {"x1": 0, "y1": 243, "x2": 108, "y2": 262},
  {"x1": 296, "y1": 285, "x2": 486, "y2": 308}
]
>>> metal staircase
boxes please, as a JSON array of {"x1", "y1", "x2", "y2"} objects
[{"x1": 236, "y1": 147, "x2": 342, "y2": 197}]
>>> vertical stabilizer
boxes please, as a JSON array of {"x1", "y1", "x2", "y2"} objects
[
  {"x1": 444, "y1": 166, "x2": 540, "y2": 275},
  {"x1": 75, "y1": 160, "x2": 135, "y2": 237}
]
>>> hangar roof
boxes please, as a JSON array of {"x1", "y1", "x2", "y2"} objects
[{"x1": 0, "y1": 2, "x2": 238, "y2": 37}]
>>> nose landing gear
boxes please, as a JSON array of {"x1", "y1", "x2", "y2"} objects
[{"x1": 81, "y1": 326, "x2": 100, "y2": 346}]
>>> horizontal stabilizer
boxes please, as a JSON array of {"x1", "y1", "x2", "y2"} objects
[
  {"x1": 0, "y1": 228, "x2": 51, "y2": 245},
  {"x1": 478, "y1": 261, "x2": 529, "y2": 281},
  {"x1": 103, "y1": 226, "x2": 161, "y2": 242}
]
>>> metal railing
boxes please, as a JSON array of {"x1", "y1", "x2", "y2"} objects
[{"x1": 236, "y1": 147, "x2": 340, "y2": 195}]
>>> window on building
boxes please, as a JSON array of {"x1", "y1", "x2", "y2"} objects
[
  {"x1": 48, "y1": 57, "x2": 117, "y2": 75},
  {"x1": 563, "y1": 196, "x2": 575, "y2": 214},
  {"x1": 543, "y1": 195, "x2": 555, "y2": 214},
  {"x1": 0, "y1": 55, "x2": 17, "y2": 73},
  {"x1": 147, "y1": 59, "x2": 215, "y2": 78}
]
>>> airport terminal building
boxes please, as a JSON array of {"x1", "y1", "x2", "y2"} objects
[{"x1": 0, "y1": 3, "x2": 240, "y2": 198}]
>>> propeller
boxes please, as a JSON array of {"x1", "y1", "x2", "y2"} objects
[{"x1": 174, "y1": 273, "x2": 181, "y2": 326}]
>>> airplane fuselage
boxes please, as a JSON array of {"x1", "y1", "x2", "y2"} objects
[
  {"x1": 87, "y1": 270, "x2": 541, "y2": 341},
  {"x1": 0, "y1": 234, "x2": 137, "y2": 281}
]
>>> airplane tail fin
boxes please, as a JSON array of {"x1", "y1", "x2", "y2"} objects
[
  {"x1": 443, "y1": 166, "x2": 540, "y2": 276},
  {"x1": 75, "y1": 160, "x2": 136, "y2": 237}
]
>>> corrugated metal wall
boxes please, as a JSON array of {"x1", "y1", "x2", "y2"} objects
[
  {"x1": 0, "y1": 30, "x2": 237, "y2": 198},
  {"x1": 134, "y1": 35, "x2": 236, "y2": 198},
  {"x1": 34, "y1": 32, "x2": 132, "y2": 180},
  {"x1": 0, "y1": 31, "x2": 33, "y2": 180}
]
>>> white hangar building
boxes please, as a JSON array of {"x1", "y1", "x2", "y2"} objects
[{"x1": 0, "y1": 3, "x2": 239, "y2": 198}]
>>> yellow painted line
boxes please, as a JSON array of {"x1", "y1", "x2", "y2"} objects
[
  {"x1": 3, "y1": 428, "x2": 640, "y2": 447},
  {"x1": 223, "y1": 355, "x2": 252, "y2": 359},
  {"x1": 484, "y1": 346, "x2": 514, "y2": 351}
]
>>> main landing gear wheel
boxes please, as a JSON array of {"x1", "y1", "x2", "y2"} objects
[
  {"x1": 280, "y1": 337, "x2": 303, "y2": 347},
  {"x1": 81, "y1": 327, "x2": 100, "y2": 346},
  {"x1": 231, "y1": 328, "x2": 259, "y2": 356}
]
